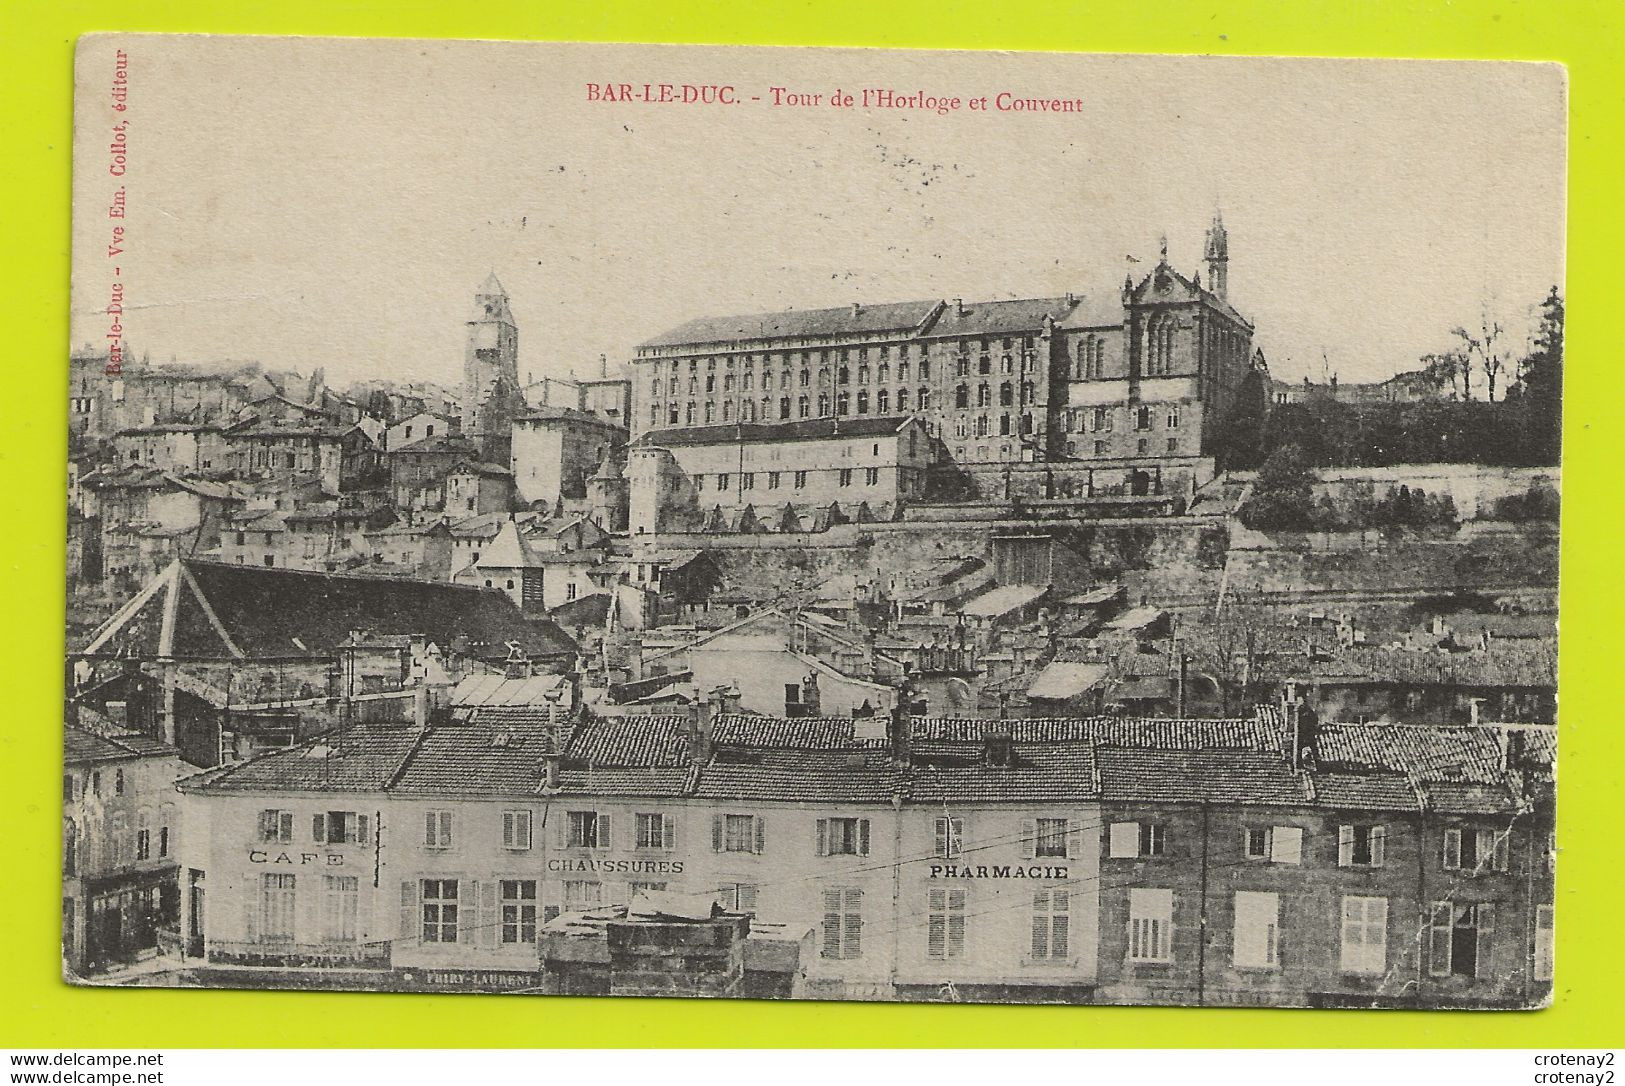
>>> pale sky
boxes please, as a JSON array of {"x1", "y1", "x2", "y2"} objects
[{"x1": 72, "y1": 36, "x2": 1566, "y2": 389}]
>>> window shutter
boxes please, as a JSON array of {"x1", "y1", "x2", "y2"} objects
[
  {"x1": 596, "y1": 813, "x2": 612, "y2": 851},
  {"x1": 1442, "y1": 828, "x2": 1462, "y2": 870},
  {"x1": 1031, "y1": 912, "x2": 1047, "y2": 960},
  {"x1": 816, "y1": 819, "x2": 829, "y2": 857},
  {"x1": 1109, "y1": 821, "x2": 1139, "y2": 859},
  {"x1": 1427, "y1": 902, "x2": 1452, "y2": 977},
  {"x1": 845, "y1": 889, "x2": 863, "y2": 958},
  {"x1": 556, "y1": 814, "x2": 570, "y2": 849},
  {"x1": 858, "y1": 819, "x2": 871, "y2": 857},
  {"x1": 424, "y1": 811, "x2": 437, "y2": 848},
  {"x1": 312, "y1": 814, "x2": 327, "y2": 844},
  {"x1": 358, "y1": 814, "x2": 370, "y2": 846},
  {"x1": 820, "y1": 890, "x2": 842, "y2": 958},
  {"x1": 1053, "y1": 912, "x2": 1070, "y2": 959},
  {"x1": 501, "y1": 812, "x2": 514, "y2": 849},
  {"x1": 460, "y1": 880, "x2": 478, "y2": 943},
  {"x1": 243, "y1": 873, "x2": 260, "y2": 943},
  {"x1": 711, "y1": 814, "x2": 724, "y2": 852},
  {"x1": 927, "y1": 888, "x2": 946, "y2": 959},
  {"x1": 258, "y1": 810, "x2": 273, "y2": 842},
  {"x1": 279, "y1": 811, "x2": 294, "y2": 842},
  {"x1": 1370, "y1": 825, "x2": 1386, "y2": 866},
  {"x1": 1475, "y1": 903, "x2": 1495, "y2": 978},
  {"x1": 398, "y1": 880, "x2": 417, "y2": 945},
  {"x1": 480, "y1": 880, "x2": 498, "y2": 947},
  {"x1": 1062, "y1": 818, "x2": 1075, "y2": 860},
  {"x1": 753, "y1": 816, "x2": 765, "y2": 855},
  {"x1": 948, "y1": 891, "x2": 966, "y2": 956},
  {"x1": 662, "y1": 814, "x2": 677, "y2": 851},
  {"x1": 1338, "y1": 824, "x2": 1354, "y2": 866},
  {"x1": 935, "y1": 817, "x2": 948, "y2": 858},
  {"x1": 1272, "y1": 826, "x2": 1303, "y2": 865},
  {"x1": 1491, "y1": 830, "x2": 1510, "y2": 872},
  {"x1": 1021, "y1": 819, "x2": 1037, "y2": 860}
]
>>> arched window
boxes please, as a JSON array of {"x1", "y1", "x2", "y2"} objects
[
  {"x1": 877, "y1": 363, "x2": 890, "y2": 384},
  {"x1": 896, "y1": 388, "x2": 909, "y2": 411},
  {"x1": 1000, "y1": 383, "x2": 1013, "y2": 407},
  {"x1": 722, "y1": 400, "x2": 734, "y2": 422},
  {"x1": 975, "y1": 415, "x2": 990, "y2": 437},
  {"x1": 877, "y1": 389, "x2": 889, "y2": 413},
  {"x1": 1146, "y1": 313, "x2": 1177, "y2": 375},
  {"x1": 818, "y1": 392, "x2": 830, "y2": 415},
  {"x1": 685, "y1": 402, "x2": 696, "y2": 425},
  {"x1": 838, "y1": 366, "x2": 850, "y2": 385},
  {"x1": 762, "y1": 372, "x2": 773, "y2": 391},
  {"x1": 800, "y1": 369, "x2": 810, "y2": 388},
  {"x1": 798, "y1": 395, "x2": 810, "y2": 418},
  {"x1": 779, "y1": 397, "x2": 791, "y2": 420},
  {"x1": 978, "y1": 385, "x2": 991, "y2": 408},
  {"x1": 704, "y1": 401, "x2": 715, "y2": 423},
  {"x1": 760, "y1": 397, "x2": 772, "y2": 420},
  {"x1": 857, "y1": 391, "x2": 870, "y2": 414},
  {"x1": 837, "y1": 391, "x2": 850, "y2": 414},
  {"x1": 955, "y1": 385, "x2": 969, "y2": 409},
  {"x1": 919, "y1": 387, "x2": 930, "y2": 410},
  {"x1": 724, "y1": 373, "x2": 735, "y2": 392},
  {"x1": 898, "y1": 361, "x2": 910, "y2": 382},
  {"x1": 743, "y1": 400, "x2": 756, "y2": 422},
  {"x1": 858, "y1": 365, "x2": 870, "y2": 385}
]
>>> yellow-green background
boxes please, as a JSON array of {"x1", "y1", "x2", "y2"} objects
[{"x1": 2, "y1": 0, "x2": 1616, "y2": 1049}]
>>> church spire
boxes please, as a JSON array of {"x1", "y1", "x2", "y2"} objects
[{"x1": 1204, "y1": 209, "x2": 1229, "y2": 300}]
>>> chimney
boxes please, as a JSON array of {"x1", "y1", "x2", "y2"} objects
[
  {"x1": 687, "y1": 694, "x2": 715, "y2": 764},
  {"x1": 413, "y1": 682, "x2": 431, "y2": 731},
  {"x1": 889, "y1": 684, "x2": 912, "y2": 767},
  {"x1": 1065, "y1": 291, "x2": 1076, "y2": 305},
  {"x1": 541, "y1": 750, "x2": 562, "y2": 792},
  {"x1": 984, "y1": 728, "x2": 1015, "y2": 768},
  {"x1": 1468, "y1": 696, "x2": 1485, "y2": 727},
  {"x1": 599, "y1": 353, "x2": 608, "y2": 378},
  {"x1": 953, "y1": 298, "x2": 965, "y2": 317}
]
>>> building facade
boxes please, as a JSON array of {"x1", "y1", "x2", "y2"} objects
[{"x1": 173, "y1": 705, "x2": 1554, "y2": 1006}]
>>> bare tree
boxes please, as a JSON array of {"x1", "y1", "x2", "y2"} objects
[
  {"x1": 1452, "y1": 309, "x2": 1512, "y2": 403},
  {"x1": 1419, "y1": 350, "x2": 1465, "y2": 401}
]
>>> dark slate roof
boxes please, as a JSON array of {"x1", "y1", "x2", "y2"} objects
[
  {"x1": 173, "y1": 559, "x2": 577, "y2": 661},
  {"x1": 640, "y1": 299, "x2": 941, "y2": 349},
  {"x1": 919, "y1": 296, "x2": 1076, "y2": 338},
  {"x1": 632, "y1": 415, "x2": 914, "y2": 449},
  {"x1": 1095, "y1": 747, "x2": 1309, "y2": 805},
  {"x1": 180, "y1": 724, "x2": 423, "y2": 793},
  {"x1": 64, "y1": 726, "x2": 179, "y2": 765}
]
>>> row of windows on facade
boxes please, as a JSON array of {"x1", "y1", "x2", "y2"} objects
[
  {"x1": 240, "y1": 870, "x2": 1554, "y2": 984},
  {"x1": 255, "y1": 809, "x2": 1527, "y2": 877},
  {"x1": 695, "y1": 467, "x2": 888, "y2": 494},
  {"x1": 648, "y1": 336, "x2": 1039, "y2": 375},
  {"x1": 1059, "y1": 404, "x2": 1181, "y2": 434},
  {"x1": 651, "y1": 387, "x2": 932, "y2": 426},
  {"x1": 1059, "y1": 437, "x2": 1181, "y2": 459},
  {"x1": 63, "y1": 807, "x2": 174, "y2": 877},
  {"x1": 1070, "y1": 318, "x2": 1244, "y2": 381}
]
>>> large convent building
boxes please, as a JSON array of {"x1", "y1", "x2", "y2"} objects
[{"x1": 629, "y1": 215, "x2": 1261, "y2": 474}]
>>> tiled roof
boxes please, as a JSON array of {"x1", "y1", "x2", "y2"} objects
[
  {"x1": 64, "y1": 726, "x2": 179, "y2": 765},
  {"x1": 692, "y1": 748, "x2": 908, "y2": 803},
  {"x1": 639, "y1": 299, "x2": 941, "y2": 349},
  {"x1": 1096, "y1": 747, "x2": 1310, "y2": 805},
  {"x1": 567, "y1": 715, "x2": 691, "y2": 767},
  {"x1": 1421, "y1": 780, "x2": 1519, "y2": 816},
  {"x1": 1314, "y1": 723, "x2": 1509, "y2": 784},
  {"x1": 390, "y1": 719, "x2": 554, "y2": 796},
  {"x1": 180, "y1": 724, "x2": 423, "y2": 793},
  {"x1": 1308, "y1": 771, "x2": 1419, "y2": 812},
  {"x1": 911, "y1": 743, "x2": 1097, "y2": 803},
  {"x1": 909, "y1": 716, "x2": 1282, "y2": 750}
]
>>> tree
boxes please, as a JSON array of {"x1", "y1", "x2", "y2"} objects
[
  {"x1": 1452, "y1": 310, "x2": 1513, "y2": 403},
  {"x1": 1506, "y1": 286, "x2": 1563, "y2": 464},
  {"x1": 1239, "y1": 444, "x2": 1319, "y2": 530},
  {"x1": 1213, "y1": 367, "x2": 1268, "y2": 471},
  {"x1": 1420, "y1": 350, "x2": 1466, "y2": 401}
]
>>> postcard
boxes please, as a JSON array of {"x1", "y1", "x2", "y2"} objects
[{"x1": 65, "y1": 34, "x2": 1563, "y2": 1007}]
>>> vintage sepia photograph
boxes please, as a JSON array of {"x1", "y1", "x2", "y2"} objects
[{"x1": 64, "y1": 35, "x2": 1563, "y2": 1009}]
